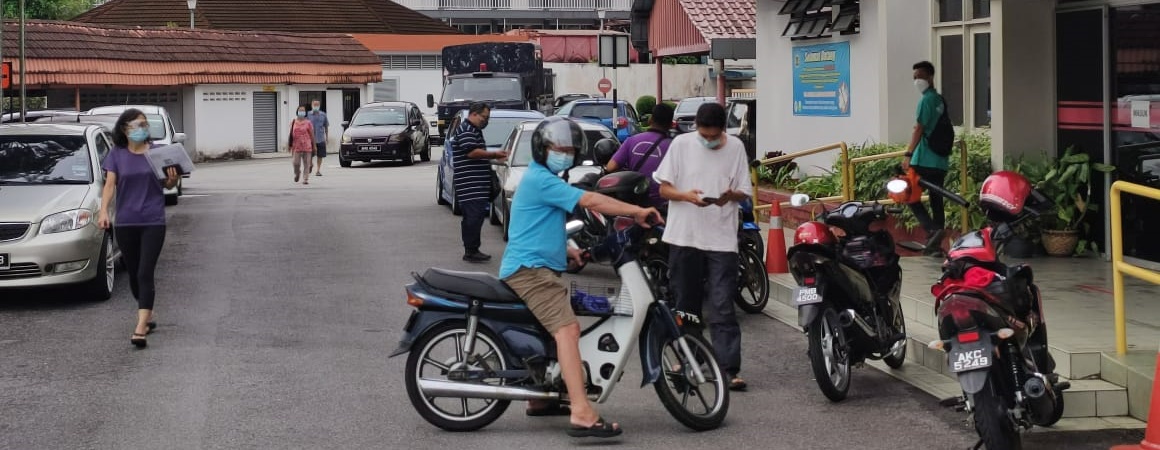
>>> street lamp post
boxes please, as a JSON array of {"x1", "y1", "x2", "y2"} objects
[{"x1": 187, "y1": 0, "x2": 196, "y2": 29}]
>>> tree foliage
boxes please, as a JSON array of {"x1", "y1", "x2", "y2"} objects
[{"x1": 2, "y1": 0, "x2": 94, "y2": 20}]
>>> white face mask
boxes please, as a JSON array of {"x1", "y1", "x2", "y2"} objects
[{"x1": 914, "y1": 79, "x2": 930, "y2": 93}]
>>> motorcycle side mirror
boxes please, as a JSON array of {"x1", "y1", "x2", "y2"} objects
[
  {"x1": 790, "y1": 193, "x2": 811, "y2": 207},
  {"x1": 886, "y1": 179, "x2": 909, "y2": 195},
  {"x1": 565, "y1": 219, "x2": 585, "y2": 235}
]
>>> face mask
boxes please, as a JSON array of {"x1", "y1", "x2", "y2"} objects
[
  {"x1": 915, "y1": 79, "x2": 930, "y2": 93},
  {"x1": 546, "y1": 150, "x2": 574, "y2": 173},
  {"x1": 312, "y1": 105, "x2": 320, "y2": 111},
  {"x1": 128, "y1": 128, "x2": 150, "y2": 143},
  {"x1": 297, "y1": 111, "x2": 307, "y2": 118},
  {"x1": 698, "y1": 135, "x2": 722, "y2": 150}
]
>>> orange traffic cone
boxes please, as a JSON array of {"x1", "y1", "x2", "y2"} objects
[
  {"x1": 766, "y1": 200, "x2": 789, "y2": 274},
  {"x1": 1112, "y1": 346, "x2": 1160, "y2": 450}
]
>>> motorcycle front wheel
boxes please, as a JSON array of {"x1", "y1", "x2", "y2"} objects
[
  {"x1": 653, "y1": 333, "x2": 730, "y2": 431},
  {"x1": 971, "y1": 377, "x2": 1023, "y2": 450},
  {"x1": 808, "y1": 308, "x2": 851, "y2": 402},
  {"x1": 734, "y1": 247, "x2": 770, "y2": 314},
  {"x1": 405, "y1": 322, "x2": 512, "y2": 431}
]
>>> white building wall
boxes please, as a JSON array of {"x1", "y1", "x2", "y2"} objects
[
  {"x1": 389, "y1": 70, "x2": 445, "y2": 115},
  {"x1": 757, "y1": 0, "x2": 930, "y2": 175},
  {"x1": 192, "y1": 84, "x2": 259, "y2": 157},
  {"x1": 181, "y1": 87, "x2": 198, "y2": 155},
  {"x1": 993, "y1": 0, "x2": 1056, "y2": 167}
]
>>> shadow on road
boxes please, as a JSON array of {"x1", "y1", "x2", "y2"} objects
[{"x1": 0, "y1": 286, "x2": 105, "y2": 312}]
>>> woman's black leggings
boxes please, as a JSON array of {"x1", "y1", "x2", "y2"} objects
[{"x1": 114, "y1": 225, "x2": 166, "y2": 310}]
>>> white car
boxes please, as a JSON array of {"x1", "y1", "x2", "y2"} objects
[
  {"x1": 85, "y1": 105, "x2": 188, "y2": 206},
  {"x1": 490, "y1": 120, "x2": 616, "y2": 241}
]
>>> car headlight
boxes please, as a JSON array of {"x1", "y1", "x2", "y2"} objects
[
  {"x1": 341, "y1": 134, "x2": 352, "y2": 144},
  {"x1": 41, "y1": 209, "x2": 93, "y2": 234},
  {"x1": 389, "y1": 134, "x2": 404, "y2": 143}
]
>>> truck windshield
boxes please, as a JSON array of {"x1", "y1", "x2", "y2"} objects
[{"x1": 442, "y1": 77, "x2": 523, "y2": 103}]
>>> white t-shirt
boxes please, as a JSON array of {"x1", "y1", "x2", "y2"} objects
[{"x1": 653, "y1": 132, "x2": 753, "y2": 253}]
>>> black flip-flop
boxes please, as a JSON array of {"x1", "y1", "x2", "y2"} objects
[
  {"x1": 567, "y1": 416, "x2": 622, "y2": 438},
  {"x1": 526, "y1": 404, "x2": 571, "y2": 417},
  {"x1": 147, "y1": 321, "x2": 157, "y2": 334},
  {"x1": 131, "y1": 333, "x2": 147, "y2": 348}
]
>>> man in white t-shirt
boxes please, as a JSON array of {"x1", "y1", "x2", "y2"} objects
[{"x1": 653, "y1": 102, "x2": 753, "y2": 391}]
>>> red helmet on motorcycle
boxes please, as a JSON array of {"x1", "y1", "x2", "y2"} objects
[{"x1": 979, "y1": 171, "x2": 1032, "y2": 221}]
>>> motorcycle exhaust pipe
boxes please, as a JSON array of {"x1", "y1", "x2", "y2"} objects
[
  {"x1": 418, "y1": 378, "x2": 561, "y2": 401},
  {"x1": 1023, "y1": 375, "x2": 1057, "y2": 423},
  {"x1": 841, "y1": 309, "x2": 878, "y2": 338}
]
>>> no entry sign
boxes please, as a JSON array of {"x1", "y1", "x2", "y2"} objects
[
  {"x1": 597, "y1": 78, "x2": 612, "y2": 94},
  {"x1": 1, "y1": 62, "x2": 10, "y2": 90}
]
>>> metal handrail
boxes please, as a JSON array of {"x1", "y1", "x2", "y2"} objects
[
  {"x1": 1110, "y1": 181, "x2": 1160, "y2": 354},
  {"x1": 844, "y1": 140, "x2": 971, "y2": 232},
  {"x1": 751, "y1": 142, "x2": 850, "y2": 213}
]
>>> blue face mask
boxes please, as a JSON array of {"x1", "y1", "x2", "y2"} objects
[
  {"x1": 297, "y1": 111, "x2": 307, "y2": 118},
  {"x1": 546, "y1": 150, "x2": 574, "y2": 173},
  {"x1": 128, "y1": 128, "x2": 150, "y2": 143},
  {"x1": 698, "y1": 135, "x2": 722, "y2": 149}
]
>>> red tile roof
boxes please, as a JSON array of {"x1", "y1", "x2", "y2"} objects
[
  {"x1": 680, "y1": 0, "x2": 756, "y2": 40},
  {"x1": 352, "y1": 34, "x2": 529, "y2": 53},
  {"x1": 73, "y1": 0, "x2": 460, "y2": 35},
  {"x1": 2, "y1": 20, "x2": 382, "y2": 86}
]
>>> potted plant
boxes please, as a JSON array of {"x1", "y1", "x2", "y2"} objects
[{"x1": 1035, "y1": 147, "x2": 1115, "y2": 256}]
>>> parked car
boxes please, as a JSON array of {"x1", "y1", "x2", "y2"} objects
[
  {"x1": 489, "y1": 120, "x2": 614, "y2": 240},
  {"x1": 552, "y1": 93, "x2": 596, "y2": 111},
  {"x1": 673, "y1": 96, "x2": 716, "y2": 134},
  {"x1": 1, "y1": 109, "x2": 81, "y2": 124},
  {"x1": 86, "y1": 105, "x2": 187, "y2": 206},
  {"x1": 0, "y1": 123, "x2": 122, "y2": 300},
  {"x1": 437, "y1": 108, "x2": 546, "y2": 214},
  {"x1": 425, "y1": 113, "x2": 442, "y2": 145},
  {"x1": 554, "y1": 98, "x2": 640, "y2": 142},
  {"x1": 339, "y1": 101, "x2": 430, "y2": 167},
  {"x1": 727, "y1": 98, "x2": 758, "y2": 161}
]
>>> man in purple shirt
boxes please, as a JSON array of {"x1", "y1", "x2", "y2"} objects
[{"x1": 604, "y1": 103, "x2": 674, "y2": 209}]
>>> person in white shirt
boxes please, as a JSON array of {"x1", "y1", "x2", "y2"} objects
[{"x1": 653, "y1": 102, "x2": 753, "y2": 391}]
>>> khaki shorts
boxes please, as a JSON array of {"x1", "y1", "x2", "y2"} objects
[{"x1": 504, "y1": 267, "x2": 576, "y2": 334}]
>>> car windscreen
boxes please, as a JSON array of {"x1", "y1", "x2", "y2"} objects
[
  {"x1": 512, "y1": 128, "x2": 610, "y2": 166},
  {"x1": 351, "y1": 107, "x2": 408, "y2": 127},
  {"x1": 569, "y1": 103, "x2": 615, "y2": 120},
  {"x1": 675, "y1": 98, "x2": 710, "y2": 115},
  {"x1": 442, "y1": 77, "x2": 523, "y2": 103},
  {"x1": 0, "y1": 135, "x2": 93, "y2": 184},
  {"x1": 482, "y1": 117, "x2": 532, "y2": 147},
  {"x1": 85, "y1": 113, "x2": 165, "y2": 139}
]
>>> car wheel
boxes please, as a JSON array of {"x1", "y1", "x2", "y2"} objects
[
  {"x1": 403, "y1": 143, "x2": 416, "y2": 166},
  {"x1": 340, "y1": 155, "x2": 352, "y2": 168},
  {"x1": 452, "y1": 194, "x2": 462, "y2": 216},
  {"x1": 177, "y1": 179, "x2": 183, "y2": 196},
  {"x1": 83, "y1": 233, "x2": 115, "y2": 301},
  {"x1": 502, "y1": 202, "x2": 511, "y2": 242},
  {"x1": 490, "y1": 198, "x2": 502, "y2": 226},
  {"x1": 164, "y1": 194, "x2": 178, "y2": 206},
  {"x1": 420, "y1": 140, "x2": 432, "y2": 162},
  {"x1": 437, "y1": 167, "x2": 450, "y2": 206}
]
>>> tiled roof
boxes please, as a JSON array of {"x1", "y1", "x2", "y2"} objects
[
  {"x1": 680, "y1": 0, "x2": 756, "y2": 40},
  {"x1": 353, "y1": 34, "x2": 529, "y2": 53},
  {"x1": 73, "y1": 0, "x2": 460, "y2": 35},
  {"x1": 1, "y1": 21, "x2": 382, "y2": 86}
]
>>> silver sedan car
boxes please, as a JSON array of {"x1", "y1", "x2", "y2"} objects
[{"x1": 0, "y1": 123, "x2": 122, "y2": 300}]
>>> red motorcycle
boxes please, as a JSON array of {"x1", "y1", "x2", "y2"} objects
[{"x1": 891, "y1": 170, "x2": 1070, "y2": 450}]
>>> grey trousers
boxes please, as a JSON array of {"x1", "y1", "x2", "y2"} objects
[{"x1": 668, "y1": 244, "x2": 743, "y2": 377}]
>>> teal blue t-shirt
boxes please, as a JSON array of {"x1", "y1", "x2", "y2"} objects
[
  {"x1": 499, "y1": 163, "x2": 586, "y2": 279},
  {"x1": 911, "y1": 87, "x2": 949, "y2": 171}
]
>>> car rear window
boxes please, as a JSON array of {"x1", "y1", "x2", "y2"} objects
[{"x1": 569, "y1": 103, "x2": 616, "y2": 120}]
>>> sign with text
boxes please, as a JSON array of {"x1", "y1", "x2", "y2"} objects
[
  {"x1": 1, "y1": 62, "x2": 11, "y2": 90},
  {"x1": 792, "y1": 41, "x2": 851, "y2": 117},
  {"x1": 1132, "y1": 101, "x2": 1151, "y2": 129},
  {"x1": 597, "y1": 78, "x2": 612, "y2": 94}
]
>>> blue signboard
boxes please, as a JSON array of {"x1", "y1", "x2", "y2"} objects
[{"x1": 792, "y1": 41, "x2": 851, "y2": 117}]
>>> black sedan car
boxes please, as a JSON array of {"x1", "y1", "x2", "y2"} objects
[{"x1": 339, "y1": 101, "x2": 431, "y2": 167}]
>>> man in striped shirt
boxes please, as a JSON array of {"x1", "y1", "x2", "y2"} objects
[{"x1": 453, "y1": 102, "x2": 509, "y2": 262}]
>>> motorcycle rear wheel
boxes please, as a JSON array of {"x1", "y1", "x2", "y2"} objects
[
  {"x1": 808, "y1": 308, "x2": 851, "y2": 402},
  {"x1": 883, "y1": 301, "x2": 907, "y2": 369},
  {"x1": 971, "y1": 378, "x2": 1023, "y2": 450},
  {"x1": 405, "y1": 322, "x2": 512, "y2": 432},
  {"x1": 653, "y1": 333, "x2": 730, "y2": 431}
]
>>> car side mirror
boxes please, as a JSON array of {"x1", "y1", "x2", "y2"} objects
[
  {"x1": 341, "y1": 121, "x2": 350, "y2": 129},
  {"x1": 173, "y1": 133, "x2": 186, "y2": 143},
  {"x1": 426, "y1": 94, "x2": 435, "y2": 109}
]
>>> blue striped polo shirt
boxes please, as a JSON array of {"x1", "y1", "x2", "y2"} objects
[{"x1": 452, "y1": 119, "x2": 492, "y2": 203}]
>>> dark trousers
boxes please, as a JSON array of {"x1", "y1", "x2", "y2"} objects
[
  {"x1": 459, "y1": 199, "x2": 488, "y2": 254},
  {"x1": 908, "y1": 166, "x2": 948, "y2": 233},
  {"x1": 668, "y1": 245, "x2": 743, "y2": 377},
  {"x1": 114, "y1": 225, "x2": 166, "y2": 310}
]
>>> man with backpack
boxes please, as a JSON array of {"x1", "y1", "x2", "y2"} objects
[
  {"x1": 902, "y1": 60, "x2": 954, "y2": 257},
  {"x1": 604, "y1": 103, "x2": 675, "y2": 209}
]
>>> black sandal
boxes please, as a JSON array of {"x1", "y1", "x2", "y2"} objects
[
  {"x1": 567, "y1": 416, "x2": 622, "y2": 438},
  {"x1": 729, "y1": 377, "x2": 748, "y2": 391},
  {"x1": 526, "y1": 403, "x2": 571, "y2": 417},
  {"x1": 131, "y1": 333, "x2": 147, "y2": 348},
  {"x1": 147, "y1": 321, "x2": 157, "y2": 334}
]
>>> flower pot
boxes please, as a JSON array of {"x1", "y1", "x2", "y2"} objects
[{"x1": 1041, "y1": 229, "x2": 1079, "y2": 256}]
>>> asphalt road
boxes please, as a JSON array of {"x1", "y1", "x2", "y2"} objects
[{"x1": 0, "y1": 155, "x2": 1145, "y2": 449}]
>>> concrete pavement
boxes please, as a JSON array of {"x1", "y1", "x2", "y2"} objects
[{"x1": 0, "y1": 156, "x2": 1145, "y2": 449}]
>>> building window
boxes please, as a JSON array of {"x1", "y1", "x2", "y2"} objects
[
  {"x1": 933, "y1": 0, "x2": 991, "y2": 129},
  {"x1": 299, "y1": 91, "x2": 326, "y2": 111},
  {"x1": 381, "y1": 55, "x2": 442, "y2": 71}
]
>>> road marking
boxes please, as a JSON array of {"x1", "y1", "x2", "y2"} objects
[{"x1": 181, "y1": 194, "x2": 211, "y2": 198}]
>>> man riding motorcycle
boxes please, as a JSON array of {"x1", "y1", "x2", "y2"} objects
[{"x1": 498, "y1": 116, "x2": 663, "y2": 438}]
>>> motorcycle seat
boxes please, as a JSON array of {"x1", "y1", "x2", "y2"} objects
[{"x1": 422, "y1": 268, "x2": 523, "y2": 303}]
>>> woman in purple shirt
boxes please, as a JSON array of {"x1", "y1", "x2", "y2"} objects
[{"x1": 97, "y1": 109, "x2": 180, "y2": 348}]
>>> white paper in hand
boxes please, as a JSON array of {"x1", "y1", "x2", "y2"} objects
[{"x1": 145, "y1": 144, "x2": 195, "y2": 179}]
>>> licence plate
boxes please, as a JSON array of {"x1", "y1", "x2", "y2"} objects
[
  {"x1": 358, "y1": 145, "x2": 379, "y2": 152},
  {"x1": 0, "y1": 253, "x2": 8, "y2": 269},
  {"x1": 793, "y1": 286, "x2": 821, "y2": 305},
  {"x1": 949, "y1": 340, "x2": 992, "y2": 373}
]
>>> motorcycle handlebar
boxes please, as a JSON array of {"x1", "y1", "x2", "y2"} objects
[{"x1": 917, "y1": 177, "x2": 970, "y2": 207}]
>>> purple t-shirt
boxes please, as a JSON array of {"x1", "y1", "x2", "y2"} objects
[
  {"x1": 611, "y1": 130, "x2": 671, "y2": 207},
  {"x1": 101, "y1": 146, "x2": 166, "y2": 227}
]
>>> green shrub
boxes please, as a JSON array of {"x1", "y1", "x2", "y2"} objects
[{"x1": 635, "y1": 95, "x2": 657, "y2": 117}]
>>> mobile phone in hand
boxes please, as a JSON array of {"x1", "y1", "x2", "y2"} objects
[{"x1": 701, "y1": 196, "x2": 719, "y2": 203}]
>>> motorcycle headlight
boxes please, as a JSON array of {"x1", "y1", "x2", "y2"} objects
[
  {"x1": 41, "y1": 209, "x2": 93, "y2": 234},
  {"x1": 341, "y1": 134, "x2": 352, "y2": 144}
]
